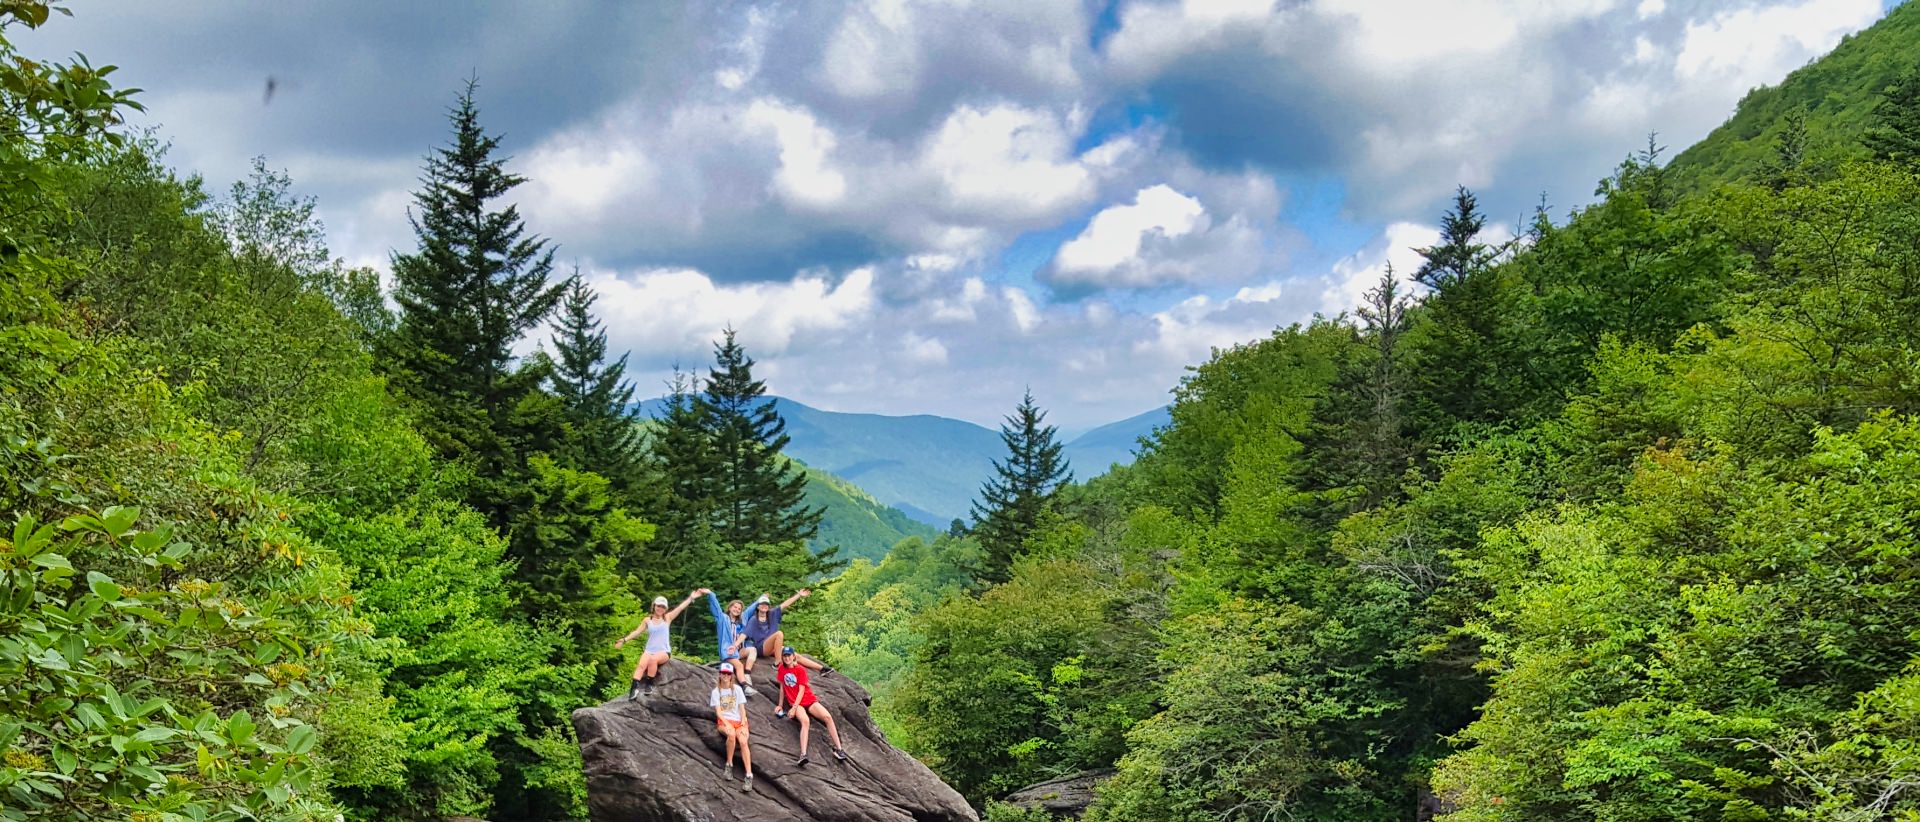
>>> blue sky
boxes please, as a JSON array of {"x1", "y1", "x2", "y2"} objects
[{"x1": 24, "y1": 0, "x2": 1893, "y2": 427}]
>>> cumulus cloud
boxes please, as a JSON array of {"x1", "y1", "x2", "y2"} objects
[
  {"x1": 585, "y1": 266, "x2": 877, "y2": 357},
  {"x1": 1049, "y1": 183, "x2": 1272, "y2": 290},
  {"x1": 1099, "y1": 0, "x2": 1881, "y2": 220},
  {"x1": 23, "y1": 0, "x2": 1893, "y2": 428}
]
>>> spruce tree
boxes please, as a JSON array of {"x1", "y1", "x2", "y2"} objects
[
  {"x1": 698, "y1": 329, "x2": 823, "y2": 549},
  {"x1": 1408, "y1": 185, "x2": 1524, "y2": 436},
  {"x1": 969, "y1": 390, "x2": 1072, "y2": 584},
  {"x1": 1866, "y1": 64, "x2": 1920, "y2": 167},
  {"x1": 1412, "y1": 186, "x2": 1491, "y2": 291},
  {"x1": 1354, "y1": 264, "x2": 1414, "y2": 490},
  {"x1": 548, "y1": 274, "x2": 643, "y2": 487},
  {"x1": 646, "y1": 368, "x2": 720, "y2": 581},
  {"x1": 385, "y1": 79, "x2": 564, "y2": 471},
  {"x1": 1761, "y1": 109, "x2": 1813, "y2": 191}
]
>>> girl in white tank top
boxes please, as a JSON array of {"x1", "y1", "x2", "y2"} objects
[{"x1": 617, "y1": 588, "x2": 706, "y2": 700}]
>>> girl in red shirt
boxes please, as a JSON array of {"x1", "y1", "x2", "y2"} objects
[{"x1": 773, "y1": 647, "x2": 847, "y2": 764}]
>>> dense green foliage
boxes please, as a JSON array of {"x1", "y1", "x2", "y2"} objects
[
  {"x1": 0, "y1": 7, "x2": 830, "y2": 818},
  {"x1": 10, "y1": 2, "x2": 1920, "y2": 820},
  {"x1": 841, "y1": 12, "x2": 1920, "y2": 820}
]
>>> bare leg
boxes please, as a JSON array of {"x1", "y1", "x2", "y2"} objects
[
  {"x1": 741, "y1": 645, "x2": 758, "y2": 674},
  {"x1": 798, "y1": 654, "x2": 826, "y2": 672},
  {"x1": 723, "y1": 725, "x2": 737, "y2": 764},
  {"x1": 808, "y1": 703, "x2": 843, "y2": 750},
  {"x1": 764, "y1": 630, "x2": 785, "y2": 661},
  {"x1": 739, "y1": 727, "x2": 753, "y2": 774},
  {"x1": 795, "y1": 708, "x2": 811, "y2": 757}
]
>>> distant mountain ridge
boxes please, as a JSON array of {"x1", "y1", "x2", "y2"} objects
[{"x1": 637, "y1": 397, "x2": 1165, "y2": 525}]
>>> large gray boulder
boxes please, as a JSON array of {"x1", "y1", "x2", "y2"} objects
[
  {"x1": 573, "y1": 659, "x2": 977, "y2": 822},
  {"x1": 1002, "y1": 769, "x2": 1112, "y2": 817}
]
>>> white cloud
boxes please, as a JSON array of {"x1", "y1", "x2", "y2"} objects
[
  {"x1": 746, "y1": 98, "x2": 848, "y2": 208},
  {"x1": 819, "y1": 0, "x2": 920, "y2": 100},
  {"x1": 901, "y1": 331, "x2": 949, "y2": 364},
  {"x1": 586, "y1": 266, "x2": 877, "y2": 356},
  {"x1": 1004, "y1": 286, "x2": 1041, "y2": 333},
  {"x1": 48, "y1": 0, "x2": 1892, "y2": 430},
  {"x1": 1054, "y1": 184, "x2": 1208, "y2": 284},
  {"x1": 1675, "y1": 0, "x2": 1879, "y2": 85},
  {"x1": 922, "y1": 103, "x2": 1095, "y2": 221}
]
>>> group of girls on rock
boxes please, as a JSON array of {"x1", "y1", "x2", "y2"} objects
[{"x1": 614, "y1": 588, "x2": 847, "y2": 793}]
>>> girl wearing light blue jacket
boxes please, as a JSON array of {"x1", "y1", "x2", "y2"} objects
[{"x1": 705, "y1": 591, "x2": 757, "y2": 695}]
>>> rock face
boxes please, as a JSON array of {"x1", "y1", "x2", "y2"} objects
[
  {"x1": 573, "y1": 659, "x2": 977, "y2": 822},
  {"x1": 1001, "y1": 769, "x2": 1112, "y2": 817}
]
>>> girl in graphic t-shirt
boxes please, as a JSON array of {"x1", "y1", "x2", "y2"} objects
[
  {"x1": 710, "y1": 663, "x2": 754, "y2": 792},
  {"x1": 774, "y1": 646, "x2": 847, "y2": 765},
  {"x1": 615, "y1": 588, "x2": 704, "y2": 700}
]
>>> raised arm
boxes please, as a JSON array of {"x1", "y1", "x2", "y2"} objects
[
  {"x1": 779, "y1": 588, "x2": 812, "y2": 610},
  {"x1": 705, "y1": 590, "x2": 724, "y2": 620},
  {"x1": 614, "y1": 618, "x2": 647, "y2": 648},
  {"x1": 666, "y1": 589, "x2": 705, "y2": 623}
]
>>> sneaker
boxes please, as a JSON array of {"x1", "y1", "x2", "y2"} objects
[
  {"x1": 796, "y1": 754, "x2": 810, "y2": 767},
  {"x1": 743, "y1": 684, "x2": 757, "y2": 697},
  {"x1": 833, "y1": 748, "x2": 848, "y2": 762},
  {"x1": 743, "y1": 773, "x2": 754, "y2": 792},
  {"x1": 822, "y1": 666, "x2": 837, "y2": 675},
  {"x1": 725, "y1": 761, "x2": 735, "y2": 780},
  {"x1": 643, "y1": 684, "x2": 656, "y2": 698}
]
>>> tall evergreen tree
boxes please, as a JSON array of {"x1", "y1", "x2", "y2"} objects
[
  {"x1": 1866, "y1": 64, "x2": 1920, "y2": 166},
  {"x1": 548, "y1": 273, "x2": 644, "y2": 487},
  {"x1": 970, "y1": 390, "x2": 1072, "y2": 584},
  {"x1": 646, "y1": 367, "x2": 720, "y2": 583},
  {"x1": 384, "y1": 79, "x2": 565, "y2": 473},
  {"x1": 1351, "y1": 265, "x2": 1415, "y2": 497},
  {"x1": 1761, "y1": 109, "x2": 1813, "y2": 191},
  {"x1": 1407, "y1": 185, "x2": 1531, "y2": 435},
  {"x1": 1412, "y1": 186, "x2": 1492, "y2": 291},
  {"x1": 698, "y1": 329, "x2": 823, "y2": 549}
]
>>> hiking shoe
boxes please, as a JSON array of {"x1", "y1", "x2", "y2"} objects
[
  {"x1": 725, "y1": 761, "x2": 735, "y2": 780},
  {"x1": 643, "y1": 684, "x2": 656, "y2": 698},
  {"x1": 796, "y1": 755, "x2": 810, "y2": 767},
  {"x1": 822, "y1": 666, "x2": 837, "y2": 675},
  {"x1": 743, "y1": 773, "x2": 754, "y2": 792},
  {"x1": 833, "y1": 748, "x2": 848, "y2": 762}
]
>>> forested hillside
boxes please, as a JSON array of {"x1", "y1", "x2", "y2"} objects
[
  {"x1": 800, "y1": 462, "x2": 939, "y2": 564},
  {"x1": 0, "y1": 5, "x2": 830, "y2": 819},
  {"x1": 1670, "y1": 0, "x2": 1920, "y2": 191},
  {"x1": 821, "y1": 6, "x2": 1920, "y2": 820},
  {"x1": 8, "y1": 1, "x2": 1920, "y2": 821}
]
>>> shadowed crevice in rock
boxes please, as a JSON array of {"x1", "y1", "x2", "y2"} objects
[{"x1": 574, "y1": 659, "x2": 977, "y2": 822}]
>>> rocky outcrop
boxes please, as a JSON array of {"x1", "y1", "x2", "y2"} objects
[
  {"x1": 1001, "y1": 769, "x2": 1112, "y2": 817},
  {"x1": 573, "y1": 659, "x2": 977, "y2": 822}
]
